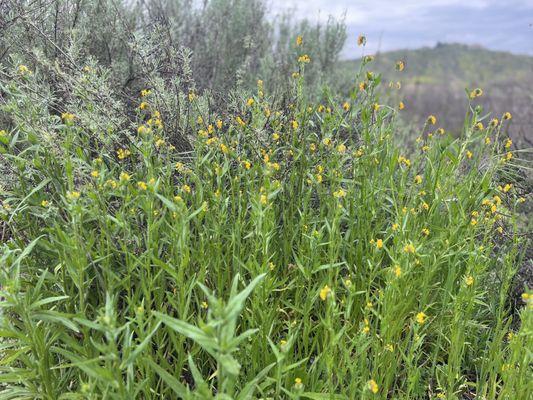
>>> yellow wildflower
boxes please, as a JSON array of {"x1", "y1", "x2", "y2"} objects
[
  {"x1": 18, "y1": 65, "x2": 31, "y2": 75},
  {"x1": 319, "y1": 285, "x2": 331, "y2": 301},
  {"x1": 416, "y1": 312, "x2": 427, "y2": 324},
  {"x1": 367, "y1": 379, "x2": 379, "y2": 394},
  {"x1": 294, "y1": 377, "x2": 303, "y2": 390},
  {"x1": 137, "y1": 181, "x2": 147, "y2": 190},
  {"x1": 333, "y1": 189, "x2": 346, "y2": 198},
  {"x1": 404, "y1": 243, "x2": 416, "y2": 254},
  {"x1": 119, "y1": 172, "x2": 130, "y2": 182},
  {"x1": 66, "y1": 191, "x2": 80, "y2": 200},
  {"x1": 394, "y1": 265, "x2": 402, "y2": 277},
  {"x1": 469, "y1": 88, "x2": 483, "y2": 99},
  {"x1": 61, "y1": 112, "x2": 75, "y2": 124},
  {"x1": 395, "y1": 60, "x2": 405, "y2": 71},
  {"x1": 398, "y1": 156, "x2": 411, "y2": 167},
  {"x1": 234, "y1": 116, "x2": 245, "y2": 127},
  {"x1": 138, "y1": 125, "x2": 151, "y2": 135},
  {"x1": 117, "y1": 148, "x2": 131, "y2": 160}
]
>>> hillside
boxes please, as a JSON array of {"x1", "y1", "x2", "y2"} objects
[
  {"x1": 356, "y1": 43, "x2": 533, "y2": 85},
  {"x1": 339, "y1": 43, "x2": 533, "y2": 147}
]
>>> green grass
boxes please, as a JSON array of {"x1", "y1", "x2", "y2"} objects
[{"x1": 0, "y1": 55, "x2": 531, "y2": 399}]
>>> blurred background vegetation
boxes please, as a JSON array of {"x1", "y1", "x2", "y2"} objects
[{"x1": 2, "y1": 1, "x2": 530, "y2": 141}]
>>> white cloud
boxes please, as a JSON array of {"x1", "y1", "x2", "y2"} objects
[
  {"x1": 269, "y1": 0, "x2": 532, "y2": 24},
  {"x1": 268, "y1": 0, "x2": 533, "y2": 55}
]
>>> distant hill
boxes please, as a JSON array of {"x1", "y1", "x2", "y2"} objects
[
  {"x1": 355, "y1": 43, "x2": 533, "y2": 86},
  {"x1": 338, "y1": 43, "x2": 533, "y2": 147}
]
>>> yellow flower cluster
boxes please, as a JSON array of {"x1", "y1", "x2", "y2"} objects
[{"x1": 298, "y1": 54, "x2": 311, "y2": 63}]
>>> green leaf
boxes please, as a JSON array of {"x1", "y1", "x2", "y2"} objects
[
  {"x1": 236, "y1": 363, "x2": 275, "y2": 400},
  {"x1": 121, "y1": 321, "x2": 161, "y2": 367},
  {"x1": 29, "y1": 295, "x2": 69, "y2": 310},
  {"x1": 154, "y1": 311, "x2": 218, "y2": 354},
  {"x1": 301, "y1": 393, "x2": 348, "y2": 400},
  {"x1": 31, "y1": 310, "x2": 79, "y2": 333},
  {"x1": 187, "y1": 354, "x2": 210, "y2": 393},
  {"x1": 156, "y1": 193, "x2": 177, "y2": 212},
  {"x1": 146, "y1": 358, "x2": 189, "y2": 397},
  {"x1": 8, "y1": 178, "x2": 50, "y2": 223},
  {"x1": 224, "y1": 273, "x2": 266, "y2": 322},
  {"x1": 218, "y1": 353, "x2": 241, "y2": 377}
]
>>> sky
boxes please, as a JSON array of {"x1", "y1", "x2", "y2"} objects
[{"x1": 269, "y1": 0, "x2": 533, "y2": 58}]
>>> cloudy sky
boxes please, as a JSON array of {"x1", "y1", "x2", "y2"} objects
[{"x1": 269, "y1": 0, "x2": 533, "y2": 57}]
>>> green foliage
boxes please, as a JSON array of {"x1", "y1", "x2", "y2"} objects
[
  {"x1": 0, "y1": 48, "x2": 531, "y2": 399},
  {"x1": 0, "y1": 1, "x2": 531, "y2": 399},
  {"x1": 1, "y1": 0, "x2": 346, "y2": 97}
]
